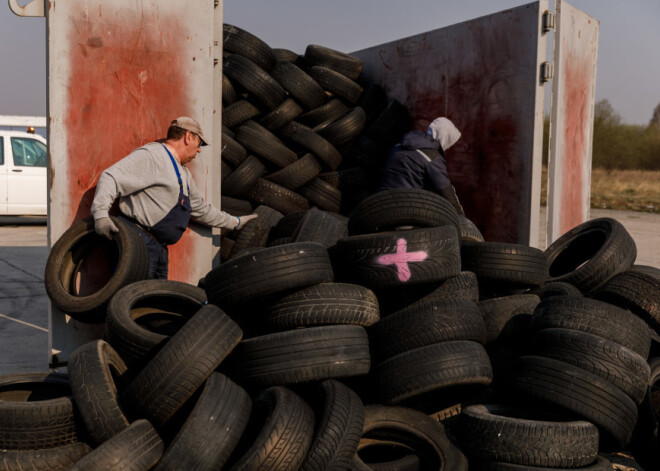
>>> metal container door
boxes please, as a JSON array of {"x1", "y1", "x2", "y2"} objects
[
  {"x1": 42, "y1": 0, "x2": 222, "y2": 366},
  {"x1": 352, "y1": 1, "x2": 550, "y2": 245},
  {"x1": 547, "y1": 0, "x2": 599, "y2": 242}
]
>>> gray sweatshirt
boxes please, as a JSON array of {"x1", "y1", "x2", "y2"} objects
[{"x1": 91, "y1": 142, "x2": 238, "y2": 229}]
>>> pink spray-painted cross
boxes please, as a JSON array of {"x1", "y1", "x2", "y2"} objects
[{"x1": 376, "y1": 238, "x2": 428, "y2": 282}]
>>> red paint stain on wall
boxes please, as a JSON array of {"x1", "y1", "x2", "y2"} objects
[
  {"x1": 65, "y1": 9, "x2": 196, "y2": 282},
  {"x1": 560, "y1": 54, "x2": 588, "y2": 233},
  {"x1": 370, "y1": 12, "x2": 536, "y2": 244}
]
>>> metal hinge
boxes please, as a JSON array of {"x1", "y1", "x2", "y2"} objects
[
  {"x1": 8, "y1": 0, "x2": 45, "y2": 17},
  {"x1": 540, "y1": 61, "x2": 553, "y2": 83},
  {"x1": 542, "y1": 10, "x2": 555, "y2": 32},
  {"x1": 214, "y1": 0, "x2": 220, "y2": 7}
]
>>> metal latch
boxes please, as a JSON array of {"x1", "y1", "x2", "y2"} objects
[
  {"x1": 542, "y1": 10, "x2": 555, "y2": 32},
  {"x1": 540, "y1": 62, "x2": 553, "y2": 83}
]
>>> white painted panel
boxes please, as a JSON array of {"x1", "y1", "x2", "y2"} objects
[
  {"x1": 547, "y1": 0, "x2": 599, "y2": 242},
  {"x1": 47, "y1": 0, "x2": 220, "y2": 366}
]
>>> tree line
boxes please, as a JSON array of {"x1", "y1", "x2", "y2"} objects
[{"x1": 543, "y1": 100, "x2": 660, "y2": 170}]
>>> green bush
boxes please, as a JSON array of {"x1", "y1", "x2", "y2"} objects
[{"x1": 542, "y1": 99, "x2": 660, "y2": 170}]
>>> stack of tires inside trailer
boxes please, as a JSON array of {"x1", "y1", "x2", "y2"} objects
[{"x1": 3, "y1": 24, "x2": 659, "y2": 471}]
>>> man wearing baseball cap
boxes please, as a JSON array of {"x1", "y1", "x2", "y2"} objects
[{"x1": 91, "y1": 116, "x2": 258, "y2": 279}]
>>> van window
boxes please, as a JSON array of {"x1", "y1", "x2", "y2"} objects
[
  {"x1": 11, "y1": 137, "x2": 47, "y2": 167},
  {"x1": 0, "y1": 137, "x2": 3, "y2": 165}
]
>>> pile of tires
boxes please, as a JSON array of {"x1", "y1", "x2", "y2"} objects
[
  {"x1": 30, "y1": 184, "x2": 660, "y2": 469},
  {"x1": 28, "y1": 23, "x2": 660, "y2": 469},
  {"x1": 220, "y1": 24, "x2": 412, "y2": 260}
]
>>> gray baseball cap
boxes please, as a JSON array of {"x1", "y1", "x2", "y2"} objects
[{"x1": 171, "y1": 116, "x2": 208, "y2": 146}]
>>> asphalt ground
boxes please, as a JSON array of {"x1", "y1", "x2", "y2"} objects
[{"x1": 0, "y1": 209, "x2": 658, "y2": 375}]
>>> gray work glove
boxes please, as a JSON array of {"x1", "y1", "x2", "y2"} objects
[
  {"x1": 95, "y1": 217, "x2": 119, "y2": 239},
  {"x1": 235, "y1": 213, "x2": 258, "y2": 230}
]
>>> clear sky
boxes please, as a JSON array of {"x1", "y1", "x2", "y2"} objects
[{"x1": 1, "y1": 0, "x2": 658, "y2": 126}]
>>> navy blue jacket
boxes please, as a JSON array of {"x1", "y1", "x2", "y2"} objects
[{"x1": 378, "y1": 131, "x2": 451, "y2": 192}]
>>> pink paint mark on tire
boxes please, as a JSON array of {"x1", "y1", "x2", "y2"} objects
[{"x1": 376, "y1": 238, "x2": 428, "y2": 282}]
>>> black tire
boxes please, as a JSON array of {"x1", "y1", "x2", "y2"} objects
[
  {"x1": 223, "y1": 99, "x2": 261, "y2": 129},
  {"x1": 298, "y1": 177, "x2": 342, "y2": 213},
  {"x1": 461, "y1": 241, "x2": 549, "y2": 289},
  {"x1": 0, "y1": 443, "x2": 91, "y2": 471},
  {"x1": 228, "y1": 325, "x2": 370, "y2": 387},
  {"x1": 532, "y1": 328, "x2": 651, "y2": 405},
  {"x1": 223, "y1": 24, "x2": 277, "y2": 72},
  {"x1": 370, "y1": 299, "x2": 486, "y2": 362},
  {"x1": 332, "y1": 226, "x2": 461, "y2": 289},
  {"x1": 221, "y1": 196, "x2": 253, "y2": 216},
  {"x1": 358, "y1": 405, "x2": 468, "y2": 470},
  {"x1": 154, "y1": 373, "x2": 251, "y2": 471},
  {"x1": 0, "y1": 373, "x2": 83, "y2": 450},
  {"x1": 307, "y1": 66, "x2": 363, "y2": 104},
  {"x1": 263, "y1": 282, "x2": 379, "y2": 331},
  {"x1": 354, "y1": 442, "x2": 420, "y2": 471},
  {"x1": 279, "y1": 121, "x2": 343, "y2": 170},
  {"x1": 478, "y1": 294, "x2": 540, "y2": 344},
  {"x1": 511, "y1": 355, "x2": 638, "y2": 448},
  {"x1": 363, "y1": 98, "x2": 411, "y2": 146},
  {"x1": 631, "y1": 264, "x2": 660, "y2": 279},
  {"x1": 292, "y1": 209, "x2": 348, "y2": 248},
  {"x1": 266, "y1": 235, "x2": 294, "y2": 247},
  {"x1": 222, "y1": 73, "x2": 239, "y2": 105},
  {"x1": 67, "y1": 340, "x2": 130, "y2": 444},
  {"x1": 204, "y1": 242, "x2": 334, "y2": 308},
  {"x1": 257, "y1": 97, "x2": 304, "y2": 131},
  {"x1": 235, "y1": 120, "x2": 297, "y2": 168},
  {"x1": 221, "y1": 132, "x2": 248, "y2": 168},
  {"x1": 318, "y1": 107, "x2": 367, "y2": 147},
  {"x1": 121, "y1": 304, "x2": 242, "y2": 427},
  {"x1": 376, "y1": 341, "x2": 493, "y2": 406},
  {"x1": 270, "y1": 61, "x2": 326, "y2": 110},
  {"x1": 265, "y1": 153, "x2": 322, "y2": 190},
  {"x1": 527, "y1": 281, "x2": 582, "y2": 299},
  {"x1": 268, "y1": 210, "x2": 307, "y2": 239},
  {"x1": 221, "y1": 159, "x2": 233, "y2": 181},
  {"x1": 272, "y1": 48, "x2": 300, "y2": 63},
  {"x1": 227, "y1": 386, "x2": 314, "y2": 471},
  {"x1": 223, "y1": 54, "x2": 285, "y2": 110},
  {"x1": 104, "y1": 279, "x2": 207, "y2": 369},
  {"x1": 544, "y1": 217, "x2": 637, "y2": 294},
  {"x1": 347, "y1": 189, "x2": 460, "y2": 236},
  {"x1": 222, "y1": 154, "x2": 266, "y2": 198},
  {"x1": 44, "y1": 216, "x2": 149, "y2": 323},
  {"x1": 300, "y1": 380, "x2": 364, "y2": 471},
  {"x1": 298, "y1": 98, "x2": 350, "y2": 129},
  {"x1": 594, "y1": 270, "x2": 660, "y2": 333},
  {"x1": 471, "y1": 456, "x2": 614, "y2": 470},
  {"x1": 529, "y1": 295, "x2": 652, "y2": 359},
  {"x1": 248, "y1": 178, "x2": 310, "y2": 215},
  {"x1": 304, "y1": 44, "x2": 364, "y2": 80},
  {"x1": 375, "y1": 271, "x2": 480, "y2": 315},
  {"x1": 229, "y1": 205, "x2": 283, "y2": 259},
  {"x1": 458, "y1": 215, "x2": 485, "y2": 242},
  {"x1": 355, "y1": 81, "x2": 388, "y2": 124},
  {"x1": 67, "y1": 419, "x2": 163, "y2": 471},
  {"x1": 318, "y1": 167, "x2": 368, "y2": 193},
  {"x1": 455, "y1": 403, "x2": 599, "y2": 468}
]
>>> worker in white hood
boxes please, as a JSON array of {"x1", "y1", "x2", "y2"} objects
[{"x1": 379, "y1": 117, "x2": 464, "y2": 215}]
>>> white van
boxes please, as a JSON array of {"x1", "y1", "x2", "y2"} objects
[{"x1": 0, "y1": 130, "x2": 47, "y2": 215}]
